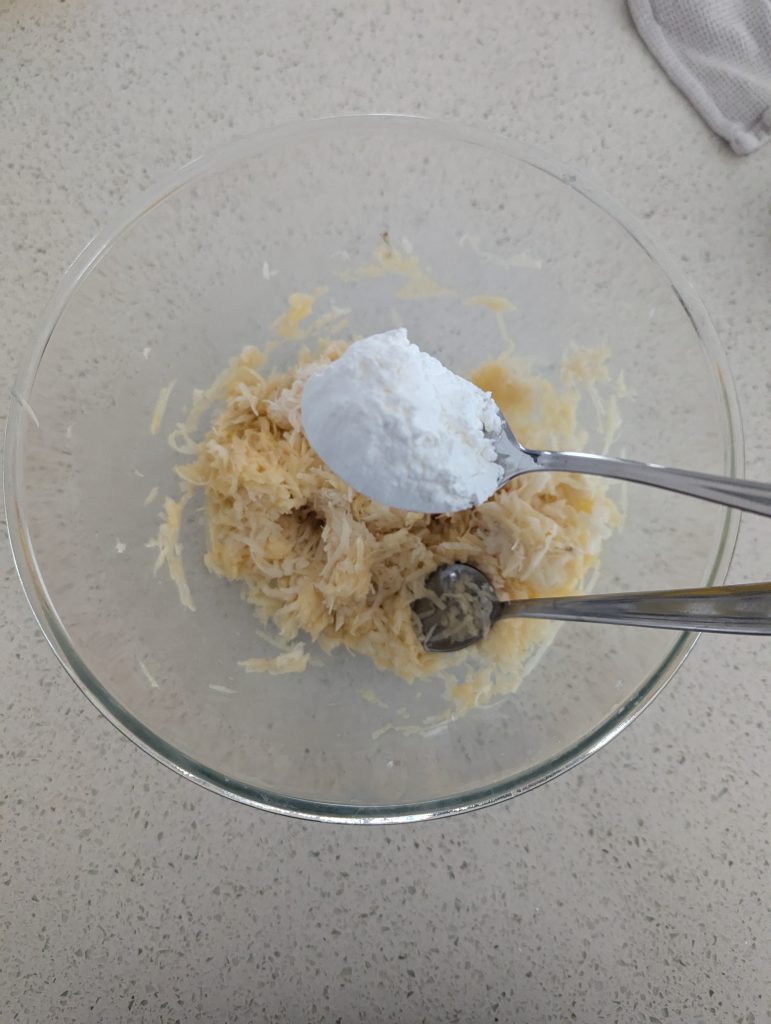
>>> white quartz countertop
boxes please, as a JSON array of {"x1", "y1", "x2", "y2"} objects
[{"x1": 2, "y1": 2, "x2": 769, "y2": 1021}]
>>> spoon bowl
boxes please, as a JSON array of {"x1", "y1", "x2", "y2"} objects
[{"x1": 412, "y1": 564, "x2": 501, "y2": 653}]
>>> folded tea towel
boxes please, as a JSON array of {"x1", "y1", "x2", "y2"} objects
[{"x1": 629, "y1": 0, "x2": 771, "y2": 154}]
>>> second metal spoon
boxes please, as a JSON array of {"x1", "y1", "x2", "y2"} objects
[{"x1": 413, "y1": 563, "x2": 771, "y2": 653}]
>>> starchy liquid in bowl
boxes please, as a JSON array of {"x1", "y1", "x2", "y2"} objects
[
  {"x1": 301, "y1": 328, "x2": 505, "y2": 513},
  {"x1": 155, "y1": 332, "x2": 622, "y2": 712}
]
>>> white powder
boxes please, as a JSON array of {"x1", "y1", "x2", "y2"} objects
[{"x1": 301, "y1": 329, "x2": 504, "y2": 513}]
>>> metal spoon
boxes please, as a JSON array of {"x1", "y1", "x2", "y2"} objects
[
  {"x1": 413, "y1": 563, "x2": 771, "y2": 653},
  {"x1": 491, "y1": 417, "x2": 771, "y2": 517}
]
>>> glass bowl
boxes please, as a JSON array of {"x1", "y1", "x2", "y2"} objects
[{"x1": 5, "y1": 115, "x2": 741, "y2": 823}]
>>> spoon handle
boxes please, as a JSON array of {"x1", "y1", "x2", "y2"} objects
[
  {"x1": 530, "y1": 450, "x2": 771, "y2": 517},
  {"x1": 500, "y1": 581, "x2": 771, "y2": 634}
]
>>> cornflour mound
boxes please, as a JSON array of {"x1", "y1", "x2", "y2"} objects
[{"x1": 301, "y1": 329, "x2": 504, "y2": 513}]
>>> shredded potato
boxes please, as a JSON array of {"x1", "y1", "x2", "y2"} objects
[
  {"x1": 148, "y1": 490, "x2": 195, "y2": 611},
  {"x1": 239, "y1": 643, "x2": 310, "y2": 675},
  {"x1": 150, "y1": 379, "x2": 176, "y2": 435},
  {"x1": 162, "y1": 342, "x2": 621, "y2": 696}
]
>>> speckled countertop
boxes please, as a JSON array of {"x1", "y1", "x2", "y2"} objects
[{"x1": 2, "y1": 2, "x2": 770, "y2": 1021}]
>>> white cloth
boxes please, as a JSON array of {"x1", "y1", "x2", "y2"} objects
[{"x1": 629, "y1": 0, "x2": 771, "y2": 154}]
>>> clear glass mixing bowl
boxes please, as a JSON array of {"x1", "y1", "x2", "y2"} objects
[{"x1": 5, "y1": 115, "x2": 741, "y2": 823}]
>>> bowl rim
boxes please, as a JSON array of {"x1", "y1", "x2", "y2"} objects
[{"x1": 3, "y1": 113, "x2": 743, "y2": 824}]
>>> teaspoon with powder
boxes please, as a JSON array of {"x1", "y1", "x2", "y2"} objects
[{"x1": 303, "y1": 329, "x2": 771, "y2": 518}]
